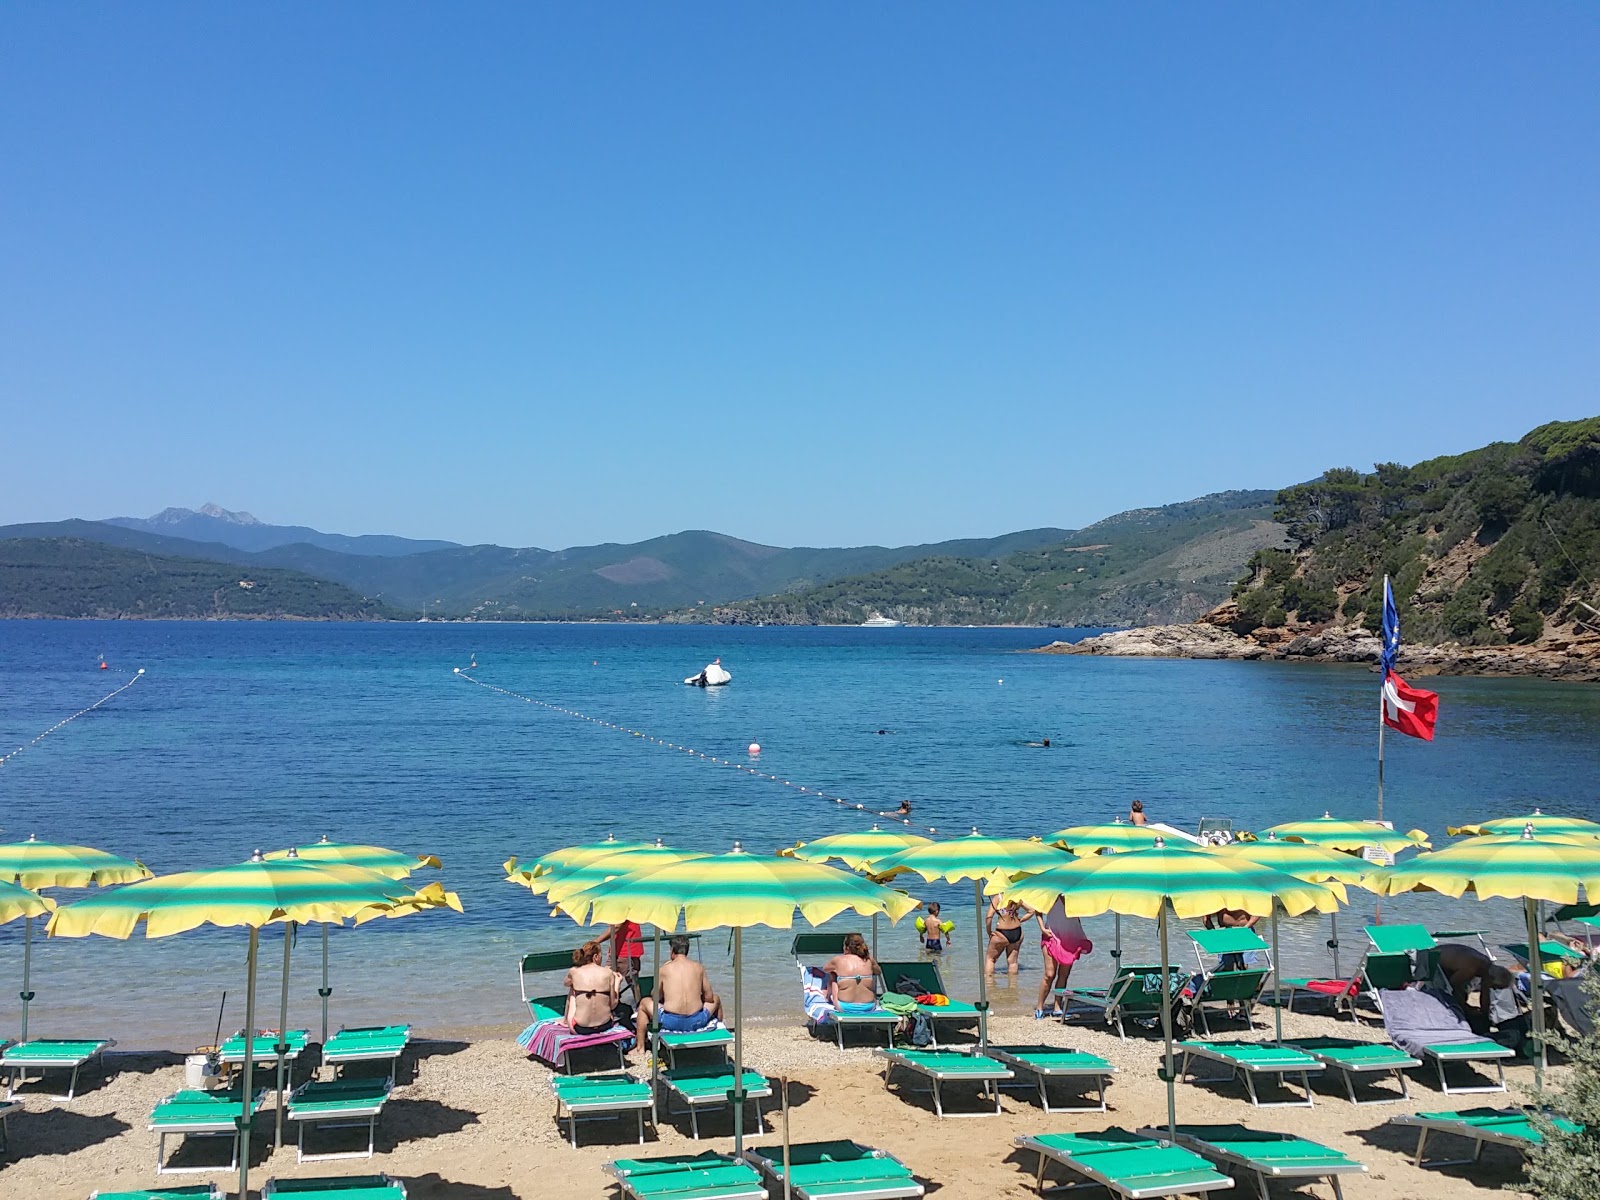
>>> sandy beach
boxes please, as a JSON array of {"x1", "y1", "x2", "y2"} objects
[{"x1": 0, "y1": 1006, "x2": 1546, "y2": 1199}]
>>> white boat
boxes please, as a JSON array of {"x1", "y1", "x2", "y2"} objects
[
  {"x1": 684, "y1": 658, "x2": 732, "y2": 687},
  {"x1": 861, "y1": 614, "x2": 901, "y2": 628}
]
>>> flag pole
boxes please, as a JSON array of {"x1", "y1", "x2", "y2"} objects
[
  {"x1": 1377, "y1": 573, "x2": 1392, "y2": 825},
  {"x1": 1376, "y1": 676, "x2": 1387, "y2": 825}
]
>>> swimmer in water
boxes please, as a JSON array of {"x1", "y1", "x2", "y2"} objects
[
  {"x1": 880, "y1": 798, "x2": 913, "y2": 818},
  {"x1": 1020, "y1": 738, "x2": 1052, "y2": 748}
]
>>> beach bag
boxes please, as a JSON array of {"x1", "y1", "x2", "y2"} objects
[{"x1": 910, "y1": 1011, "x2": 934, "y2": 1047}]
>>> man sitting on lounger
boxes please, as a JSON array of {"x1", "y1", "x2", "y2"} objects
[
  {"x1": 564, "y1": 939, "x2": 625, "y2": 1034},
  {"x1": 824, "y1": 933, "x2": 884, "y2": 1013},
  {"x1": 636, "y1": 934, "x2": 724, "y2": 1042},
  {"x1": 1438, "y1": 943, "x2": 1515, "y2": 1021}
]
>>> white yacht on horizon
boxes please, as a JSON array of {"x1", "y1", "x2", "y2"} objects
[{"x1": 861, "y1": 613, "x2": 901, "y2": 627}]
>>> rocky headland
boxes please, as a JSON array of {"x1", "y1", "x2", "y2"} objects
[{"x1": 1035, "y1": 600, "x2": 1600, "y2": 682}]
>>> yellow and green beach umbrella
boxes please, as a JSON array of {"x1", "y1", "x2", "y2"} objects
[
  {"x1": 1370, "y1": 825, "x2": 1600, "y2": 1089},
  {"x1": 557, "y1": 843, "x2": 917, "y2": 1155},
  {"x1": 506, "y1": 835, "x2": 660, "y2": 882},
  {"x1": 783, "y1": 826, "x2": 931, "y2": 957},
  {"x1": 1263, "y1": 813, "x2": 1430, "y2": 854},
  {"x1": 49, "y1": 851, "x2": 441, "y2": 1195},
  {"x1": 1448, "y1": 809, "x2": 1600, "y2": 840},
  {"x1": 0, "y1": 836, "x2": 149, "y2": 1042},
  {"x1": 867, "y1": 830, "x2": 1072, "y2": 1022},
  {"x1": 508, "y1": 841, "x2": 707, "y2": 903},
  {"x1": 1046, "y1": 820, "x2": 1169, "y2": 856},
  {"x1": 1007, "y1": 838, "x2": 1341, "y2": 1135},
  {"x1": 0, "y1": 880, "x2": 52, "y2": 926},
  {"x1": 266, "y1": 838, "x2": 445, "y2": 1043}
]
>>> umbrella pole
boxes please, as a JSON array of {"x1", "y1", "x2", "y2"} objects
[
  {"x1": 871, "y1": 912, "x2": 878, "y2": 960},
  {"x1": 20, "y1": 915, "x2": 33, "y2": 1045},
  {"x1": 972, "y1": 879, "x2": 989, "y2": 1048},
  {"x1": 651, "y1": 925, "x2": 662, "y2": 1127},
  {"x1": 275, "y1": 922, "x2": 292, "y2": 1149},
  {"x1": 1526, "y1": 898, "x2": 1546, "y2": 1090},
  {"x1": 1159, "y1": 903, "x2": 1175, "y2": 1138},
  {"x1": 1271, "y1": 905, "x2": 1283, "y2": 1046},
  {"x1": 1329, "y1": 911, "x2": 1340, "y2": 982},
  {"x1": 240, "y1": 926, "x2": 260, "y2": 1200},
  {"x1": 781, "y1": 1073, "x2": 792, "y2": 1200},
  {"x1": 733, "y1": 926, "x2": 745, "y2": 1157},
  {"x1": 1113, "y1": 912, "x2": 1122, "y2": 967},
  {"x1": 319, "y1": 922, "x2": 331, "y2": 1046}
]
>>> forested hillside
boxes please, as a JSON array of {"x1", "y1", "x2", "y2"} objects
[{"x1": 1224, "y1": 418, "x2": 1600, "y2": 645}]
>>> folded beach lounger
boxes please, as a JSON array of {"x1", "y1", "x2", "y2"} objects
[
  {"x1": 1060, "y1": 965, "x2": 1186, "y2": 1039},
  {"x1": 2, "y1": 1037, "x2": 116, "y2": 1100},
  {"x1": 1286, "y1": 1036, "x2": 1419, "y2": 1104},
  {"x1": 1186, "y1": 929, "x2": 1271, "y2": 1037},
  {"x1": 985, "y1": 1044, "x2": 1116, "y2": 1113},
  {"x1": 148, "y1": 1085, "x2": 267, "y2": 1175},
  {"x1": 605, "y1": 1152, "x2": 767, "y2": 1200},
  {"x1": 286, "y1": 1076, "x2": 392, "y2": 1163},
  {"x1": 1014, "y1": 1129, "x2": 1234, "y2": 1199},
  {"x1": 1380, "y1": 985, "x2": 1514, "y2": 1095},
  {"x1": 323, "y1": 1025, "x2": 412, "y2": 1082},
  {"x1": 744, "y1": 1139, "x2": 925, "y2": 1200},
  {"x1": 550, "y1": 1072, "x2": 652, "y2": 1147},
  {"x1": 89, "y1": 1187, "x2": 223, "y2": 1199},
  {"x1": 1389, "y1": 1107, "x2": 1584, "y2": 1169},
  {"x1": 262, "y1": 1179, "x2": 408, "y2": 1199},
  {"x1": 658, "y1": 1067, "x2": 771, "y2": 1140},
  {"x1": 217, "y1": 1029, "x2": 309, "y2": 1067},
  {"x1": 875, "y1": 1048, "x2": 1013, "y2": 1118},
  {"x1": 878, "y1": 960, "x2": 984, "y2": 1046},
  {"x1": 1135, "y1": 1124, "x2": 1366, "y2": 1200},
  {"x1": 797, "y1": 962, "x2": 899, "y2": 1050},
  {"x1": 1177, "y1": 1040, "x2": 1323, "y2": 1108}
]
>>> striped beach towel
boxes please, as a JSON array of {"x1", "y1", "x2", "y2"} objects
[
  {"x1": 801, "y1": 965, "x2": 837, "y2": 1026},
  {"x1": 517, "y1": 1017, "x2": 633, "y2": 1065}
]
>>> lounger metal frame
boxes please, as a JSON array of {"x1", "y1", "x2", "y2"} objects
[
  {"x1": 1177, "y1": 1043, "x2": 1322, "y2": 1108},
  {"x1": 1013, "y1": 1132, "x2": 1236, "y2": 1199},
  {"x1": 149, "y1": 1090, "x2": 266, "y2": 1176},
  {"x1": 875, "y1": 1049, "x2": 1012, "y2": 1118},
  {"x1": 550, "y1": 1073, "x2": 651, "y2": 1148},
  {"x1": 1060, "y1": 966, "x2": 1186, "y2": 1040},
  {"x1": 1290, "y1": 1043, "x2": 1418, "y2": 1105},
  {"x1": 287, "y1": 1079, "x2": 391, "y2": 1164},
  {"x1": 658, "y1": 1072, "x2": 771, "y2": 1141},
  {"x1": 1390, "y1": 1110, "x2": 1558, "y2": 1170},
  {"x1": 742, "y1": 1142, "x2": 926, "y2": 1200},
  {"x1": 2, "y1": 1038, "x2": 115, "y2": 1101},
  {"x1": 0, "y1": 1099, "x2": 14, "y2": 1155},
  {"x1": 1135, "y1": 1125, "x2": 1365, "y2": 1200},
  {"x1": 1423, "y1": 1043, "x2": 1511, "y2": 1096},
  {"x1": 261, "y1": 1177, "x2": 407, "y2": 1198},
  {"x1": 322, "y1": 1026, "x2": 412, "y2": 1085},
  {"x1": 985, "y1": 1047, "x2": 1116, "y2": 1113}
]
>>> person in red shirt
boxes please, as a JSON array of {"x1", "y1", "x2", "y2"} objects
[{"x1": 605, "y1": 919, "x2": 645, "y2": 1001}]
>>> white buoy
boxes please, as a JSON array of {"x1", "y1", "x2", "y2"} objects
[
  {"x1": 748, "y1": 743, "x2": 761, "y2": 755},
  {"x1": 998, "y1": 678, "x2": 1004, "y2": 684}
]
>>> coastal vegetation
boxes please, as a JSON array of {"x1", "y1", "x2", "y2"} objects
[
  {"x1": 1227, "y1": 418, "x2": 1600, "y2": 646},
  {"x1": 0, "y1": 538, "x2": 403, "y2": 620}
]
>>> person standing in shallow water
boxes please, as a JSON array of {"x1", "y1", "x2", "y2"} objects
[{"x1": 1128, "y1": 799, "x2": 1147, "y2": 826}]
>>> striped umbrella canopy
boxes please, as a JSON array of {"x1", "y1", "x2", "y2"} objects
[
  {"x1": 1448, "y1": 809, "x2": 1600, "y2": 840},
  {"x1": 867, "y1": 830, "x2": 1073, "y2": 1018},
  {"x1": 49, "y1": 852, "x2": 452, "y2": 1193},
  {"x1": 506, "y1": 842, "x2": 708, "y2": 902},
  {"x1": 1007, "y1": 838, "x2": 1341, "y2": 1136},
  {"x1": 556, "y1": 843, "x2": 917, "y2": 1156},
  {"x1": 0, "y1": 836, "x2": 151, "y2": 1044},
  {"x1": 508, "y1": 836, "x2": 661, "y2": 881},
  {"x1": 0, "y1": 879, "x2": 52, "y2": 926},
  {"x1": 1046, "y1": 821, "x2": 1170, "y2": 856},
  {"x1": 783, "y1": 826, "x2": 934, "y2": 871},
  {"x1": 266, "y1": 838, "x2": 446, "y2": 1045},
  {"x1": 1369, "y1": 824, "x2": 1600, "y2": 1090},
  {"x1": 1262, "y1": 813, "x2": 1431, "y2": 854}
]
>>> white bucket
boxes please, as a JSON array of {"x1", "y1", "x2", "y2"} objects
[{"x1": 185, "y1": 1054, "x2": 219, "y2": 1090}]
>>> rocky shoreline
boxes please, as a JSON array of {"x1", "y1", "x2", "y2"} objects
[{"x1": 1036, "y1": 620, "x2": 1600, "y2": 682}]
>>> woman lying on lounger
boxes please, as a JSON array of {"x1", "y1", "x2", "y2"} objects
[
  {"x1": 824, "y1": 933, "x2": 884, "y2": 1013},
  {"x1": 564, "y1": 940, "x2": 626, "y2": 1034}
]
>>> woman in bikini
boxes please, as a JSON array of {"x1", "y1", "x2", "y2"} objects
[
  {"x1": 986, "y1": 894, "x2": 1035, "y2": 977},
  {"x1": 563, "y1": 940, "x2": 622, "y2": 1034}
]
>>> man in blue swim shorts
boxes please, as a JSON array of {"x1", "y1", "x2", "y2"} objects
[{"x1": 636, "y1": 934, "x2": 725, "y2": 1045}]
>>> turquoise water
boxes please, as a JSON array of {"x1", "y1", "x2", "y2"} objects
[{"x1": 2, "y1": 620, "x2": 1598, "y2": 1047}]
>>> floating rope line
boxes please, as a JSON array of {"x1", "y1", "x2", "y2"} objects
[
  {"x1": 0, "y1": 668, "x2": 145, "y2": 769},
  {"x1": 454, "y1": 667, "x2": 941, "y2": 835}
]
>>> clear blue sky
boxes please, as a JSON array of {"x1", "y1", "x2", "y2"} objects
[{"x1": 3, "y1": 5, "x2": 1596, "y2": 550}]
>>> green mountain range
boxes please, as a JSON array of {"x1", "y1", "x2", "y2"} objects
[{"x1": 681, "y1": 491, "x2": 1285, "y2": 626}]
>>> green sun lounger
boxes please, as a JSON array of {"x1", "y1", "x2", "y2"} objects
[
  {"x1": 89, "y1": 1188, "x2": 223, "y2": 1199},
  {"x1": 217, "y1": 1030, "x2": 309, "y2": 1067},
  {"x1": 262, "y1": 1178, "x2": 408, "y2": 1199},
  {"x1": 550, "y1": 1071, "x2": 652, "y2": 1147},
  {"x1": 658, "y1": 1067, "x2": 771, "y2": 1140},
  {"x1": 877, "y1": 960, "x2": 984, "y2": 1046},
  {"x1": 1060, "y1": 964, "x2": 1187, "y2": 1039},
  {"x1": 1136, "y1": 1124, "x2": 1366, "y2": 1200},
  {"x1": 656, "y1": 1026, "x2": 734, "y2": 1069},
  {"x1": 1389, "y1": 1107, "x2": 1585, "y2": 1169},
  {"x1": 744, "y1": 1140, "x2": 925, "y2": 1200},
  {"x1": 1014, "y1": 1129, "x2": 1234, "y2": 1199},
  {"x1": 286, "y1": 1076, "x2": 392, "y2": 1163},
  {"x1": 1287, "y1": 1036, "x2": 1419, "y2": 1104},
  {"x1": 3, "y1": 1037, "x2": 115, "y2": 1100},
  {"x1": 148, "y1": 1085, "x2": 267, "y2": 1175},
  {"x1": 794, "y1": 937, "x2": 900, "y2": 1049},
  {"x1": 1177, "y1": 1040, "x2": 1323, "y2": 1108},
  {"x1": 875, "y1": 1048, "x2": 1013, "y2": 1118},
  {"x1": 1417, "y1": 1037, "x2": 1514, "y2": 1095},
  {"x1": 985, "y1": 1044, "x2": 1116, "y2": 1113},
  {"x1": 323, "y1": 1025, "x2": 412, "y2": 1082},
  {"x1": 0, "y1": 1098, "x2": 14, "y2": 1154},
  {"x1": 606, "y1": 1151, "x2": 768, "y2": 1200},
  {"x1": 1187, "y1": 929, "x2": 1271, "y2": 1037}
]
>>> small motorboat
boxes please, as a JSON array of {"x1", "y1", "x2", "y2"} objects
[
  {"x1": 684, "y1": 657, "x2": 732, "y2": 687},
  {"x1": 861, "y1": 613, "x2": 901, "y2": 627}
]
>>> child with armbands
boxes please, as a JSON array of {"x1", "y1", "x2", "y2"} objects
[{"x1": 915, "y1": 901, "x2": 954, "y2": 954}]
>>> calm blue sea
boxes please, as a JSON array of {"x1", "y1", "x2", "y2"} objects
[{"x1": 2, "y1": 620, "x2": 1598, "y2": 1047}]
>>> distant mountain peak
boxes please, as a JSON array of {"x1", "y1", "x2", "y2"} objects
[
  {"x1": 141, "y1": 504, "x2": 262, "y2": 526},
  {"x1": 197, "y1": 503, "x2": 260, "y2": 525}
]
